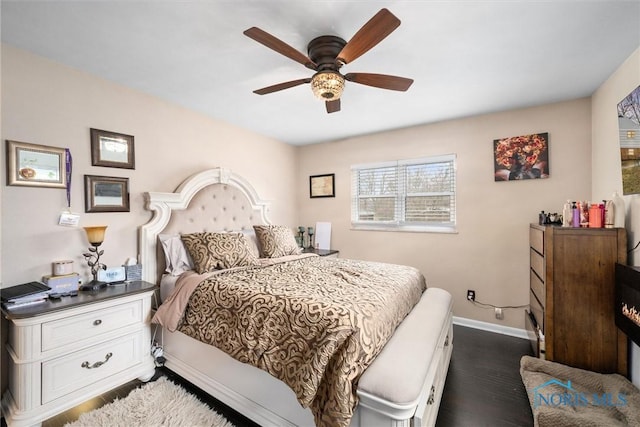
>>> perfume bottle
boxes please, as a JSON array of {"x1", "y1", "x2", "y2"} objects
[
  {"x1": 571, "y1": 201, "x2": 580, "y2": 228},
  {"x1": 613, "y1": 192, "x2": 625, "y2": 228},
  {"x1": 604, "y1": 199, "x2": 615, "y2": 228},
  {"x1": 562, "y1": 200, "x2": 572, "y2": 227}
]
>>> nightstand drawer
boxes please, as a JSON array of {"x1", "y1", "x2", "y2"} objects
[
  {"x1": 42, "y1": 331, "x2": 144, "y2": 404},
  {"x1": 42, "y1": 300, "x2": 143, "y2": 352}
]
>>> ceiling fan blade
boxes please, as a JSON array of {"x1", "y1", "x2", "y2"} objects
[
  {"x1": 344, "y1": 73, "x2": 413, "y2": 91},
  {"x1": 336, "y1": 8, "x2": 401, "y2": 66},
  {"x1": 244, "y1": 27, "x2": 317, "y2": 70},
  {"x1": 326, "y1": 99, "x2": 341, "y2": 113},
  {"x1": 253, "y1": 78, "x2": 312, "y2": 95}
]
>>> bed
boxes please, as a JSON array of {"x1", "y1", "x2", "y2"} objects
[{"x1": 140, "y1": 167, "x2": 453, "y2": 427}]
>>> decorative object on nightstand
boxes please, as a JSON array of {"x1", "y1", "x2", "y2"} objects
[
  {"x1": 307, "y1": 226, "x2": 315, "y2": 249},
  {"x1": 81, "y1": 225, "x2": 108, "y2": 291},
  {"x1": 124, "y1": 257, "x2": 143, "y2": 281},
  {"x1": 314, "y1": 222, "x2": 332, "y2": 250},
  {"x1": 43, "y1": 272, "x2": 80, "y2": 295},
  {"x1": 97, "y1": 266, "x2": 127, "y2": 285},
  {"x1": 297, "y1": 226, "x2": 306, "y2": 248}
]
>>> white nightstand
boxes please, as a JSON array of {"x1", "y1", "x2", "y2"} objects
[{"x1": 1, "y1": 281, "x2": 157, "y2": 427}]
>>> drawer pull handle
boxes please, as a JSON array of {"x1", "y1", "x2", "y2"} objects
[
  {"x1": 93, "y1": 319, "x2": 102, "y2": 326},
  {"x1": 81, "y1": 352, "x2": 112, "y2": 369}
]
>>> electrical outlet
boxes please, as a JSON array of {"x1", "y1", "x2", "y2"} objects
[
  {"x1": 467, "y1": 290, "x2": 475, "y2": 301},
  {"x1": 495, "y1": 307, "x2": 504, "y2": 319}
]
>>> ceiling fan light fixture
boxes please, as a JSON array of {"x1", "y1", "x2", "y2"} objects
[{"x1": 311, "y1": 71, "x2": 345, "y2": 100}]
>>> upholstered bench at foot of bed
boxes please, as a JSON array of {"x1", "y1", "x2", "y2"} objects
[{"x1": 356, "y1": 287, "x2": 454, "y2": 427}]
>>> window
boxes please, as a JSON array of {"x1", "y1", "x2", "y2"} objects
[{"x1": 351, "y1": 154, "x2": 456, "y2": 233}]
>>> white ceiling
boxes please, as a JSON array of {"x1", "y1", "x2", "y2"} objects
[{"x1": 2, "y1": 1, "x2": 639, "y2": 145}]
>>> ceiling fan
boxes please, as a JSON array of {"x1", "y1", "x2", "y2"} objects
[{"x1": 243, "y1": 8, "x2": 414, "y2": 114}]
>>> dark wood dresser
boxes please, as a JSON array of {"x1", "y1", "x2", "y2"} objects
[{"x1": 526, "y1": 224, "x2": 628, "y2": 375}]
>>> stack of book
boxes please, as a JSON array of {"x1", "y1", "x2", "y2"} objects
[{"x1": 1, "y1": 281, "x2": 51, "y2": 309}]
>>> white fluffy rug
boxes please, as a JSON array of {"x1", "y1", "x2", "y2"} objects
[{"x1": 64, "y1": 377, "x2": 235, "y2": 427}]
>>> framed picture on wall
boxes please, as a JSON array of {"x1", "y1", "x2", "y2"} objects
[
  {"x1": 310, "y1": 173, "x2": 335, "y2": 198},
  {"x1": 6, "y1": 140, "x2": 68, "y2": 188},
  {"x1": 90, "y1": 128, "x2": 135, "y2": 169},
  {"x1": 493, "y1": 133, "x2": 549, "y2": 181},
  {"x1": 84, "y1": 175, "x2": 130, "y2": 212},
  {"x1": 617, "y1": 85, "x2": 640, "y2": 195}
]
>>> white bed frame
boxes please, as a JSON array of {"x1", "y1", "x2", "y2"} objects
[{"x1": 139, "y1": 167, "x2": 453, "y2": 427}]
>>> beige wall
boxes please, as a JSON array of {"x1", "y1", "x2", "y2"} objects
[
  {"x1": 297, "y1": 98, "x2": 593, "y2": 330},
  {"x1": 591, "y1": 46, "x2": 640, "y2": 384},
  {"x1": 0, "y1": 45, "x2": 298, "y2": 287},
  {"x1": 592, "y1": 47, "x2": 640, "y2": 266}
]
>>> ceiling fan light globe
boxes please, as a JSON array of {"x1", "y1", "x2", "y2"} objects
[{"x1": 311, "y1": 71, "x2": 345, "y2": 101}]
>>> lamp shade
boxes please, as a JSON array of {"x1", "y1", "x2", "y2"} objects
[
  {"x1": 310, "y1": 71, "x2": 345, "y2": 100},
  {"x1": 84, "y1": 226, "x2": 107, "y2": 245}
]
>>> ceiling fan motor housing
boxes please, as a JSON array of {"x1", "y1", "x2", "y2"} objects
[
  {"x1": 307, "y1": 35, "x2": 347, "y2": 70},
  {"x1": 308, "y1": 36, "x2": 347, "y2": 100}
]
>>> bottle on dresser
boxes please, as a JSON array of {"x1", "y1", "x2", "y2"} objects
[{"x1": 613, "y1": 192, "x2": 625, "y2": 228}]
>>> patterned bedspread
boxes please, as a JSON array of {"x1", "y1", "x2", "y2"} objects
[{"x1": 155, "y1": 255, "x2": 426, "y2": 427}]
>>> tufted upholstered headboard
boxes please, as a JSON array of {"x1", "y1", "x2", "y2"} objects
[{"x1": 139, "y1": 168, "x2": 271, "y2": 284}]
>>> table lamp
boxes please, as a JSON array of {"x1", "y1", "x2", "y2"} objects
[{"x1": 81, "y1": 225, "x2": 108, "y2": 291}]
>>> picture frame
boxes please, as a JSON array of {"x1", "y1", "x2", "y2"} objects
[
  {"x1": 617, "y1": 85, "x2": 640, "y2": 195},
  {"x1": 493, "y1": 132, "x2": 549, "y2": 181},
  {"x1": 6, "y1": 140, "x2": 67, "y2": 188},
  {"x1": 90, "y1": 128, "x2": 135, "y2": 169},
  {"x1": 84, "y1": 175, "x2": 130, "y2": 213},
  {"x1": 309, "y1": 173, "x2": 335, "y2": 198}
]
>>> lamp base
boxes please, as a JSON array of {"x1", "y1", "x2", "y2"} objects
[{"x1": 79, "y1": 280, "x2": 106, "y2": 291}]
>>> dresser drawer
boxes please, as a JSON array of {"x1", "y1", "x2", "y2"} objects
[
  {"x1": 525, "y1": 310, "x2": 543, "y2": 358},
  {"x1": 42, "y1": 331, "x2": 144, "y2": 404},
  {"x1": 530, "y1": 269, "x2": 545, "y2": 307},
  {"x1": 530, "y1": 248, "x2": 544, "y2": 280},
  {"x1": 42, "y1": 300, "x2": 143, "y2": 352},
  {"x1": 530, "y1": 226, "x2": 544, "y2": 255},
  {"x1": 529, "y1": 289, "x2": 544, "y2": 334}
]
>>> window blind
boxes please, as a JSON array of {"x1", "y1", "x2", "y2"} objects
[{"x1": 351, "y1": 154, "x2": 456, "y2": 232}]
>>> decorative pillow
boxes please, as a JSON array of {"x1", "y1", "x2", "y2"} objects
[
  {"x1": 239, "y1": 229, "x2": 260, "y2": 259},
  {"x1": 180, "y1": 232, "x2": 259, "y2": 273},
  {"x1": 253, "y1": 225, "x2": 302, "y2": 258},
  {"x1": 159, "y1": 234, "x2": 194, "y2": 276}
]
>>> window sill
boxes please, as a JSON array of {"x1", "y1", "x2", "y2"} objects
[{"x1": 350, "y1": 223, "x2": 458, "y2": 234}]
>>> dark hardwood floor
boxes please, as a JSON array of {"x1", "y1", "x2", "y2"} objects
[
  {"x1": 2, "y1": 325, "x2": 534, "y2": 426},
  {"x1": 436, "y1": 325, "x2": 534, "y2": 427}
]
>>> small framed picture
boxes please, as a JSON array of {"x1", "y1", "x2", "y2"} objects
[
  {"x1": 90, "y1": 128, "x2": 135, "y2": 169},
  {"x1": 84, "y1": 175, "x2": 130, "y2": 213},
  {"x1": 309, "y1": 173, "x2": 335, "y2": 198},
  {"x1": 6, "y1": 140, "x2": 67, "y2": 188}
]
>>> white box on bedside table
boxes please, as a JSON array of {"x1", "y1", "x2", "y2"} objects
[{"x1": 42, "y1": 273, "x2": 80, "y2": 294}]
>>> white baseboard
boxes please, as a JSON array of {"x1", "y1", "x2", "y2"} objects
[{"x1": 453, "y1": 316, "x2": 529, "y2": 340}]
